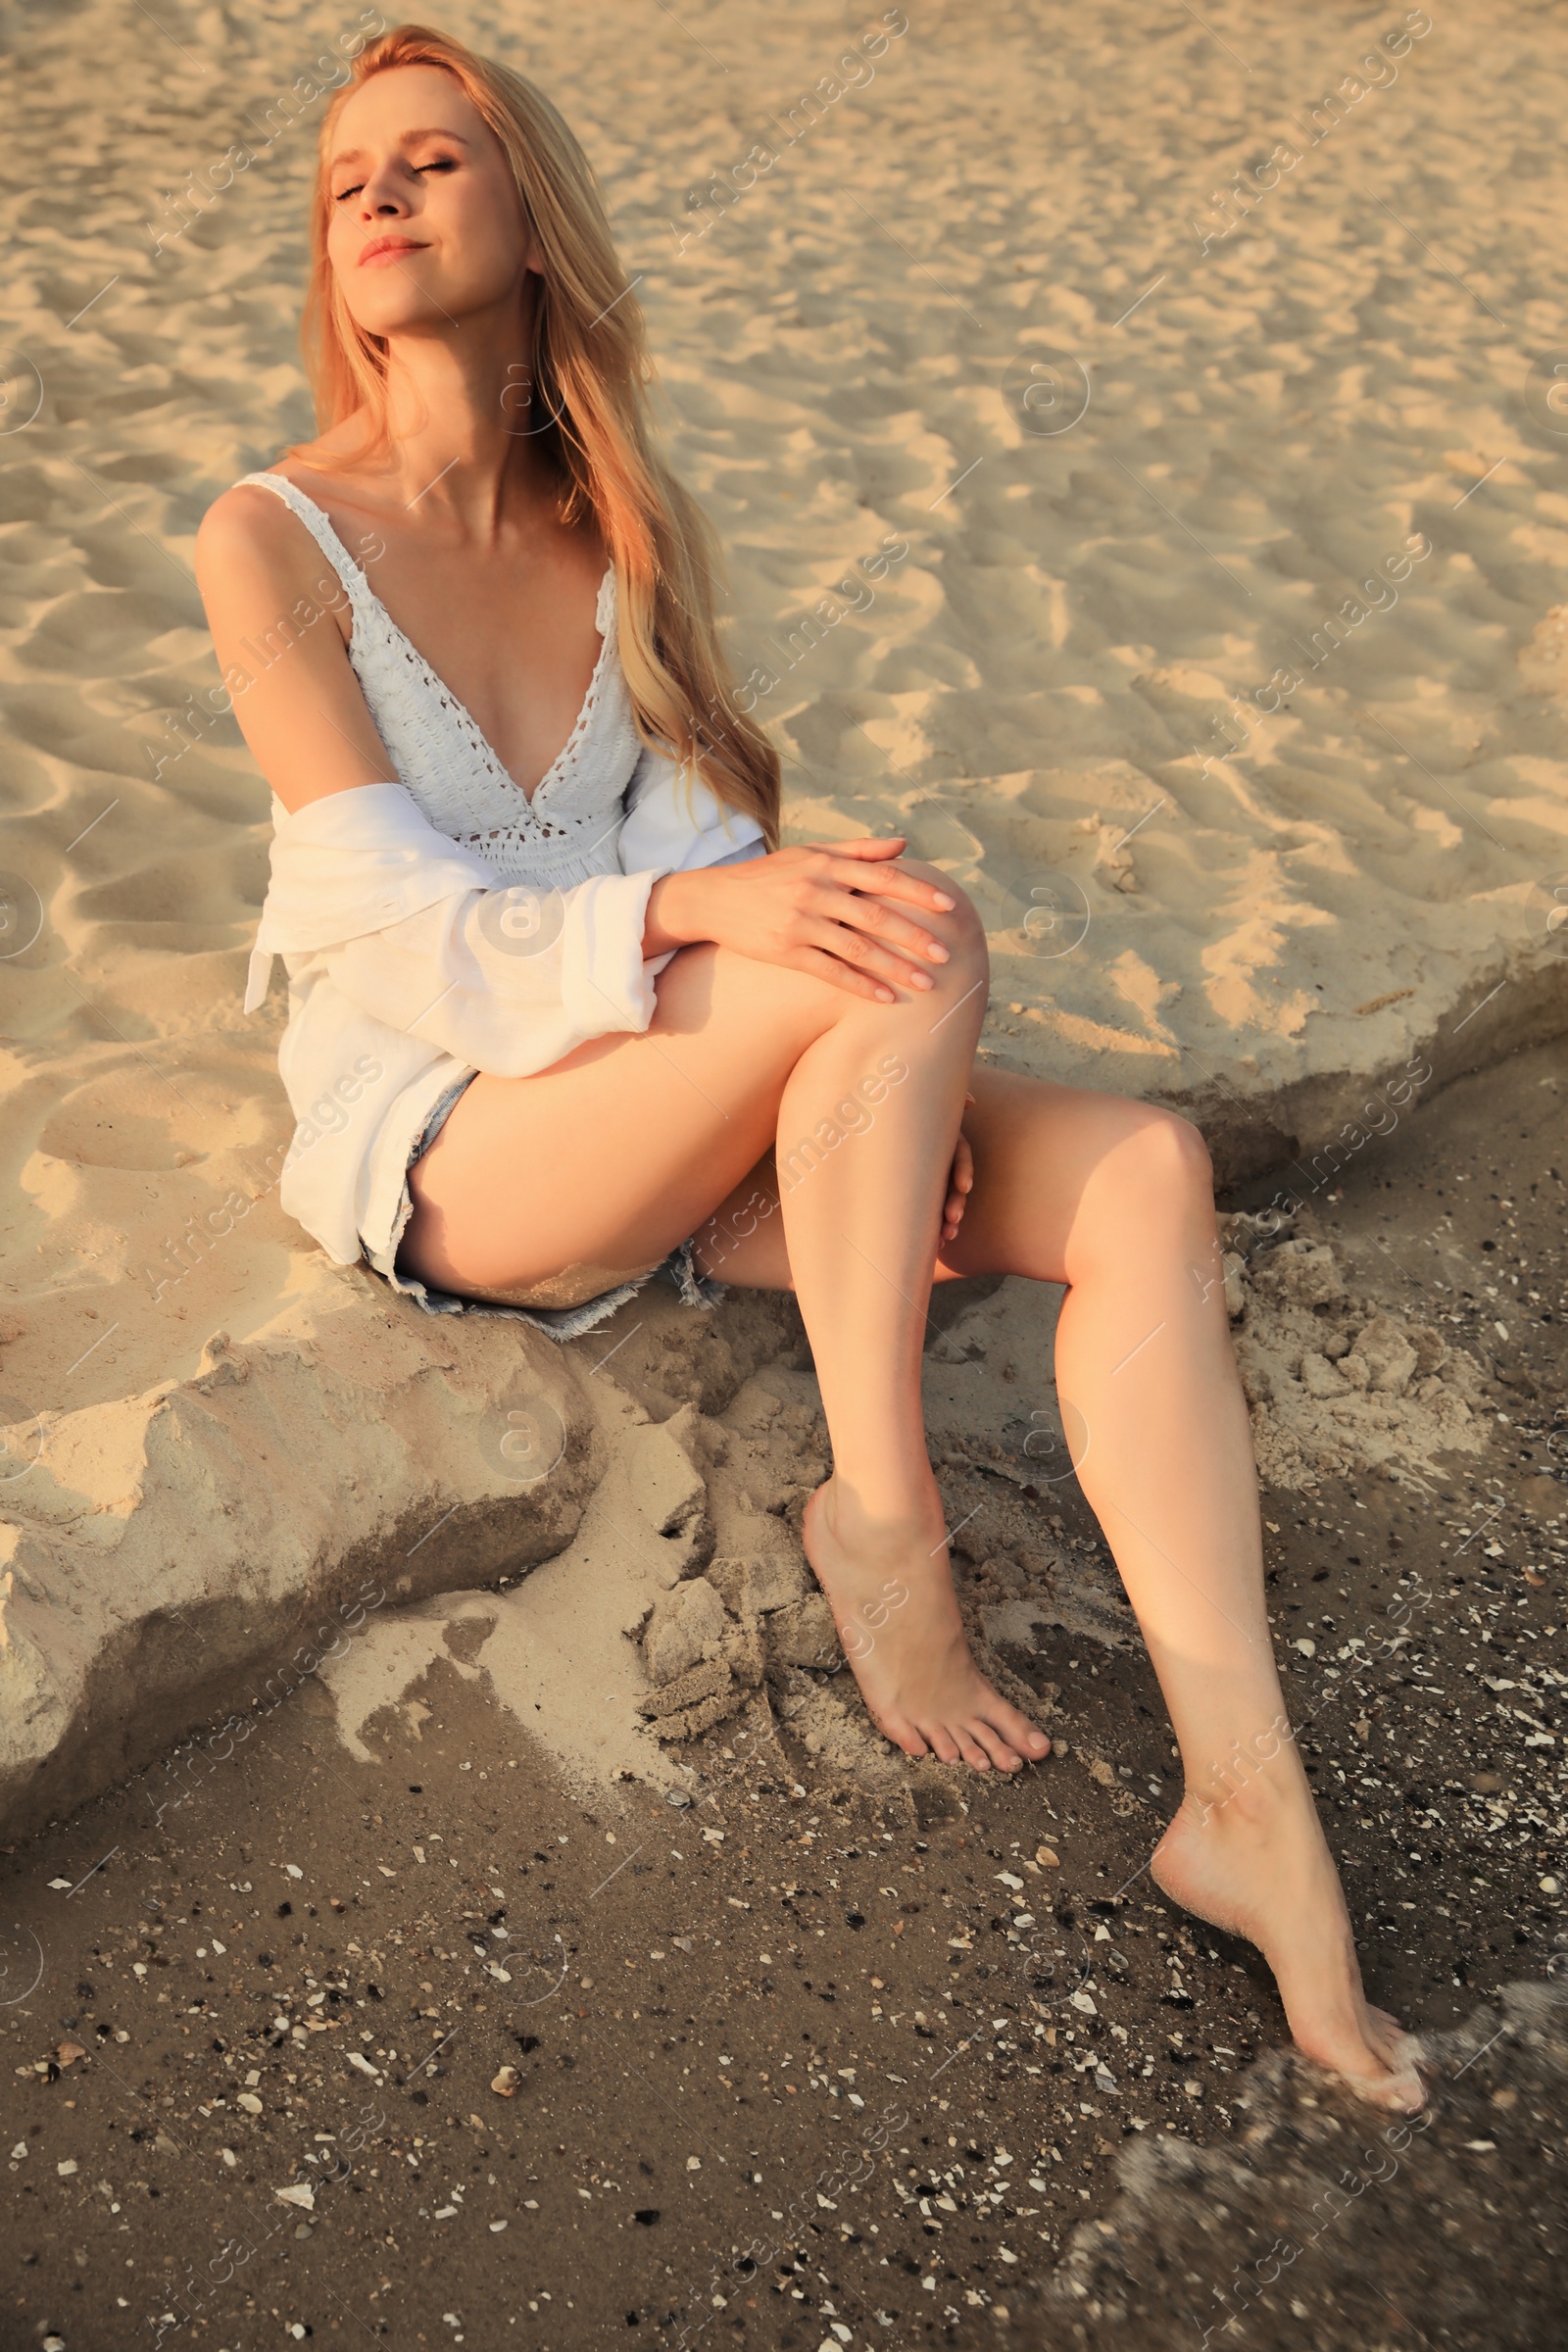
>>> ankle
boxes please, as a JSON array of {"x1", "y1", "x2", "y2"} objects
[
  {"x1": 819, "y1": 1473, "x2": 947, "y2": 1555},
  {"x1": 1182, "y1": 1741, "x2": 1310, "y2": 1836}
]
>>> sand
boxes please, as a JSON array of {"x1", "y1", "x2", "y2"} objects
[
  {"x1": 4, "y1": 3, "x2": 1566, "y2": 2333},
  {"x1": 1, "y1": 2, "x2": 1567, "y2": 1812},
  {"x1": 1, "y1": 1046, "x2": 1562, "y2": 2344}
]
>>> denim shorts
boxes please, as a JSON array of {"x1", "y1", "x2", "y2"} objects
[{"x1": 362, "y1": 1072, "x2": 722, "y2": 1344}]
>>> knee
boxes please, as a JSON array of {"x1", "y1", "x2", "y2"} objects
[
  {"x1": 1100, "y1": 1105, "x2": 1215, "y2": 1225},
  {"x1": 1127, "y1": 1107, "x2": 1215, "y2": 1213}
]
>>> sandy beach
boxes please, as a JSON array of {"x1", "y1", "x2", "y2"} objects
[{"x1": 1, "y1": 0, "x2": 1566, "y2": 2343}]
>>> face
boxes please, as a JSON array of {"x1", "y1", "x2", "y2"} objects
[{"x1": 324, "y1": 64, "x2": 539, "y2": 336}]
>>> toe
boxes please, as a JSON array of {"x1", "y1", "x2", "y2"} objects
[
  {"x1": 967, "y1": 1718, "x2": 1023, "y2": 1773},
  {"x1": 923, "y1": 1723, "x2": 963, "y2": 1767},
  {"x1": 880, "y1": 1714, "x2": 931, "y2": 1762},
  {"x1": 950, "y1": 1726, "x2": 991, "y2": 1772},
  {"x1": 1364, "y1": 2009, "x2": 1427, "y2": 2078},
  {"x1": 982, "y1": 1694, "x2": 1050, "y2": 1759},
  {"x1": 1350, "y1": 2063, "x2": 1426, "y2": 2115}
]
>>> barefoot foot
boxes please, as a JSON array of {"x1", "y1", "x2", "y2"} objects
[
  {"x1": 802, "y1": 1477, "x2": 1051, "y2": 1774},
  {"x1": 1151, "y1": 1767, "x2": 1426, "y2": 2113}
]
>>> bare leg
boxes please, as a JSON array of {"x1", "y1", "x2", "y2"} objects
[
  {"x1": 704, "y1": 1066, "x2": 1423, "y2": 2110},
  {"x1": 765, "y1": 892, "x2": 1050, "y2": 1770},
  {"x1": 400, "y1": 875, "x2": 1049, "y2": 1772}
]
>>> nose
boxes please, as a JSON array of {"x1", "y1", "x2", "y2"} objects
[{"x1": 356, "y1": 159, "x2": 414, "y2": 220}]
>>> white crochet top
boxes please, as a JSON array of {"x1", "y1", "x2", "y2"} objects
[
  {"x1": 233, "y1": 468, "x2": 768, "y2": 1276},
  {"x1": 234, "y1": 470, "x2": 645, "y2": 885}
]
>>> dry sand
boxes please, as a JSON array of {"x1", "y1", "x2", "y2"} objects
[{"x1": 2, "y1": 0, "x2": 1566, "y2": 1429}]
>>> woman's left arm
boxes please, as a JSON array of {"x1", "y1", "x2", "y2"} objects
[{"x1": 616, "y1": 746, "x2": 767, "y2": 929}]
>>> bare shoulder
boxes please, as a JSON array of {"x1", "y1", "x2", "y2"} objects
[
  {"x1": 197, "y1": 417, "x2": 385, "y2": 585},
  {"x1": 195, "y1": 474, "x2": 318, "y2": 605}
]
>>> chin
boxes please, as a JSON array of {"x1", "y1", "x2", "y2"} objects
[
  {"x1": 340, "y1": 266, "x2": 514, "y2": 334},
  {"x1": 340, "y1": 283, "x2": 458, "y2": 331}
]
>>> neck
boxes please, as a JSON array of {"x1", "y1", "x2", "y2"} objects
[{"x1": 373, "y1": 285, "x2": 556, "y2": 534}]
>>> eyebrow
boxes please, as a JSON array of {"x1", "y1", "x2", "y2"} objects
[{"x1": 330, "y1": 128, "x2": 474, "y2": 170}]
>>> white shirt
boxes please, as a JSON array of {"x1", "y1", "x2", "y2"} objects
[{"x1": 233, "y1": 472, "x2": 764, "y2": 1266}]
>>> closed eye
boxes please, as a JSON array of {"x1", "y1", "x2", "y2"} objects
[{"x1": 333, "y1": 157, "x2": 460, "y2": 204}]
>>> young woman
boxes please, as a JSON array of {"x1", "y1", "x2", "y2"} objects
[{"x1": 197, "y1": 24, "x2": 1423, "y2": 2112}]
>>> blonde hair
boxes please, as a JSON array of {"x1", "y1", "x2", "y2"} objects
[{"x1": 296, "y1": 22, "x2": 778, "y2": 843}]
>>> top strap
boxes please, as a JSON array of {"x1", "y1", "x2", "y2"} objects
[{"x1": 232, "y1": 470, "x2": 375, "y2": 615}]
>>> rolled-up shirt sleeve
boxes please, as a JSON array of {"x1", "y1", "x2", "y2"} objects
[
  {"x1": 325, "y1": 865, "x2": 664, "y2": 1077},
  {"x1": 249, "y1": 763, "x2": 770, "y2": 1081}
]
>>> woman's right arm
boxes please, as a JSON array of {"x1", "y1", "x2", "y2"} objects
[
  {"x1": 195, "y1": 486, "x2": 395, "y2": 813},
  {"x1": 206, "y1": 486, "x2": 668, "y2": 1069}
]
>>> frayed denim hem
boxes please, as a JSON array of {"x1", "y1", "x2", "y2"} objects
[
  {"x1": 361, "y1": 1073, "x2": 725, "y2": 1346},
  {"x1": 365, "y1": 1236, "x2": 723, "y2": 1344}
]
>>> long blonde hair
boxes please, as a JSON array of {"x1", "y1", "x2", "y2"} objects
[{"x1": 296, "y1": 22, "x2": 779, "y2": 843}]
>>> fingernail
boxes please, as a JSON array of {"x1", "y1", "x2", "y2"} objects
[
  {"x1": 928, "y1": 944, "x2": 949, "y2": 961},
  {"x1": 913, "y1": 973, "x2": 933, "y2": 989},
  {"x1": 934, "y1": 893, "x2": 955, "y2": 909},
  {"x1": 877, "y1": 987, "x2": 896, "y2": 1003}
]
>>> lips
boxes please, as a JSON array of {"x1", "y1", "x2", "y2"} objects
[{"x1": 359, "y1": 236, "x2": 426, "y2": 267}]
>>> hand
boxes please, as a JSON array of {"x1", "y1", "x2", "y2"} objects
[
  {"x1": 941, "y1": 1094, "x2": 976, "y2": 1249},
  {"x1": 645, "y1": 837, "x2": 959, "y2": 1001}
]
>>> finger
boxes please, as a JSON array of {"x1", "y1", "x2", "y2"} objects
[
  {"x1": 804, "y1": 880, "x2": 953, "y2": 964},
  {"x1": 953, "y1": 1136, "x2": 974, "y2": 1189},
  {"x1": 804, "y1": 835, "x2": 907, "y2": 863},
  {"x1": 814, "y1": 856, "x2": 957, "y2": 915},
  {"x1": 807, "y1": 918, "x2": 938, "y2": 992},
  {"x1": 792, "y1": 945, "x2": 899, "y2": 1004}
]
